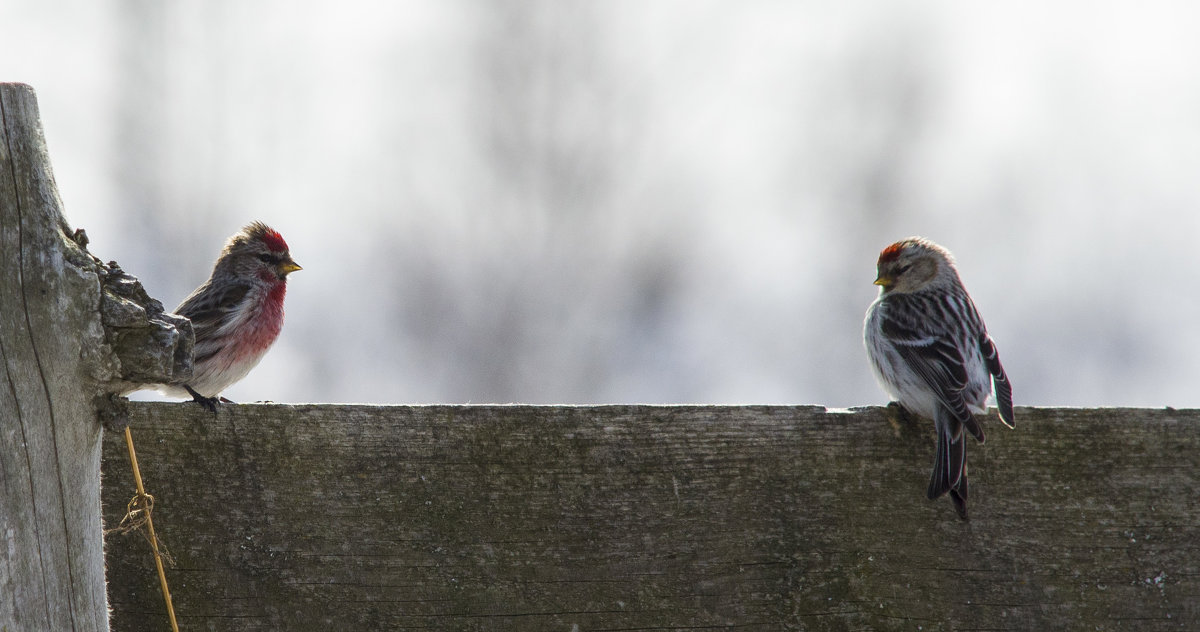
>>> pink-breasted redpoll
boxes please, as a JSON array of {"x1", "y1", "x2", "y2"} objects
[
  {"x1": 163, "y1": 221, "x2": 300, "y2": 410},
  {"x1": 863, "y1": 237, "x2": 1013, "y2": 519}
]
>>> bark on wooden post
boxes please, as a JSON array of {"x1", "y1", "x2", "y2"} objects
[{"x1": 0, "y1": 83, "x2": 192, "y2": 631}]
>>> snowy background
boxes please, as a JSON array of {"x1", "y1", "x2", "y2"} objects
[{"x1": 4, "y1": 1, "x2": 1199, "y2": 406}]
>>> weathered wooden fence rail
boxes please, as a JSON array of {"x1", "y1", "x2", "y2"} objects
[{"x1": 102, "y1": 403, "x2": 1200, "y2": 631}]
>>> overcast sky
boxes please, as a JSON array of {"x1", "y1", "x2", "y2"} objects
[{"x1": 4, "y1": 1, "x2": 1200, "y2": 407}]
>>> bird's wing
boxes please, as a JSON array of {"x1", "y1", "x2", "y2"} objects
[
  {"x1": 175, "y1": 282, "x2": 251, "y2": 363},
  {"x1": 879, "y1": 305, "x2": 982, "y2": 442},
  {"x1": 980, "y1": 332, "x2": 1015, "y2": 428}
]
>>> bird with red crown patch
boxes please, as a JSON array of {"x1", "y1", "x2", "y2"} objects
[
  {"x1": 159, "y1": 221, "x2": 301, "y2": 411},
  {"x1": 863, "y1": 237, "x2": 1014, "y2": 519}
]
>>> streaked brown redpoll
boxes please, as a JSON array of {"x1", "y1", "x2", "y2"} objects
[
  {"x1": 162, "y1": 221, "x2": 301, "y2": 410},
  {"x1": 863, "y1": 237, "x2": 1013, "y2": 519}
]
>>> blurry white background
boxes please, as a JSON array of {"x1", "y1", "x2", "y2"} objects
[{"x1": 4, "y1": 1, "x2": 1199, "y2": 406}]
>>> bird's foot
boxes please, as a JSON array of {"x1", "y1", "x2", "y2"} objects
[
  {"x1": 183, "y1": 384, "x2": 220, "y2": 413},
  {"x1": 884, "y1": 401, "x2": 918, "y2": 434}
]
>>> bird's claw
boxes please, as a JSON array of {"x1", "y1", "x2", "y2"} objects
[
  {"x1": 884, "y1": 401, "x2": 917, "y2": 434},
  {"x1": 183, "y1": 384, "x2": 220, "y2": 414}
]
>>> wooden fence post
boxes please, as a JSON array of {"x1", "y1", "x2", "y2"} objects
[{"x1": 0, "y1": 83, "x2": 192, "y2": 631}]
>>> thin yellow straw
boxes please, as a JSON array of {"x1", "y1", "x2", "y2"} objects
[{"x1": 123, "y1": 426, "x2": 180, "y2": 632}]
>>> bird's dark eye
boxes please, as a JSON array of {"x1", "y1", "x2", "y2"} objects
[
  {"x1": 897, "y1": 263, "x2": 912, "y2": 274},
  {"x1": 257, "y1": 254, "x2": 277, "y2": 264}
]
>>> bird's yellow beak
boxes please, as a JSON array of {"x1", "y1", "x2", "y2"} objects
[
  {"x1": 874, "y1": 274, "x2": 893, "y2": 287},
  {"x1": 278, "y1": 260, "x2": 303, "y2": 276}
]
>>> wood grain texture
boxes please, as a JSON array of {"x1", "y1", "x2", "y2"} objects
[
  {"x1": 102, "y1": 403, "x2": 1200, "y2": 631},
  {"x1": 0, "y1": 83, "x2": 109, "y2": 631}
]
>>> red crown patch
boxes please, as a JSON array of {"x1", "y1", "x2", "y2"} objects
[
  {"x1": 261, "y1": 229, "x2": 289, "y2": 253},
  {"x1": 878, "y1": 241, "x2": 906, "y2": 263}
]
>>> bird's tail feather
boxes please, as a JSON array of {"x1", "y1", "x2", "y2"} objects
[
  {"x1": 949, "y1": 477, "x2": 969, "y2": 520},
  {"x1": 927, "y1": 410, "x2": 966, "y2": 501}
]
